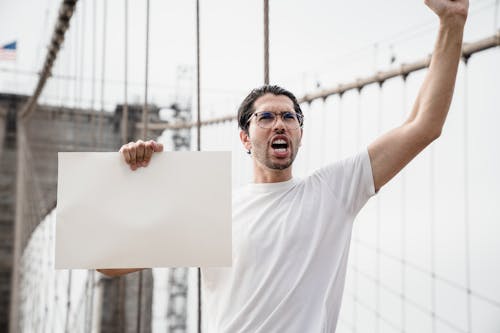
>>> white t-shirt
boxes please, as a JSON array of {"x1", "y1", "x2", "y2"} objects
[{"x1": 201, "y1": 149, "x2": 376, "y2": 333}]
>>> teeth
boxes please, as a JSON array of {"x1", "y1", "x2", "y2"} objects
[
  {"x1": 275, "y1": 148, "x2": 287, "y2": 153},
  {"x1": 272, "y1": 139, "x2": 286, "y2": 144}
]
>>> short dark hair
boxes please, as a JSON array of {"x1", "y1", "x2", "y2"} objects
[{"x1": 237, "y1": 85, "x2": 303, "y2": 133}]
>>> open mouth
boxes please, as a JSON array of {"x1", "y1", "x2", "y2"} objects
[{"x1": 270, "y1": 138, "x2": 289, "y2": 155}]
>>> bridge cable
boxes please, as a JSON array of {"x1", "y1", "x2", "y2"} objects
[
  {"x1": 64, "y1": 5, "x2": 79, "y2": 331},
  {"x1": 137, "y1": 1, "x2": 151, "y2": 330},
  {"x1": 264, "y1": 0, "x2": 269, "y2": 84},
  {"x1": 375, "y1": 82, "x2": 383, "y2": 333},
  {"x1": 75, "y1": 2, "x2": 93, "y2": 332},
  {"x1": 98, "y1": 0, "x2": 107, "y2": 149},
  {"x1": 495, "y1": 0, "x2": 499, "y2": 32},
  {"x1": 352, "y1": 88, "x2": 363, "y2": 333},
  {"x1": 401, "y1": 75, "x2": 408, "y2": 332},
  {"x1": 122, "y1": 0, "x2": 129, "y2": 144},
  {"x1": 118, "y1": 1, "x2": 130, "y2": 331},
  {"x1": 90, "y1": 0, "x2": 97, "y2": 148},
  {"x1": 320, "y1": 98, "x2": 328, "y2": 166},
  {"x1": 141, "y1": 0, "x2": 151, "y2": 140},
  {"x1": 429, "y1": 91, "x2": 437, "y2": 333},
  {"x1": 463, "y1": 57, "x2": 472, "y2": 333},
  {"x1": 84, "y1": 1, "x2": 98, "y2": 331},
  {"x1": 196, "y1": 0, "x2": 203, "y2": 332}
]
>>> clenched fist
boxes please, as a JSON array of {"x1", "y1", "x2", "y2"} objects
[
  {"x1": 424, "y1": 0, "x2": 468, "y2": 24},
  {"x1": 119, "y1": 140, "x2": 164, "y2": 170}
]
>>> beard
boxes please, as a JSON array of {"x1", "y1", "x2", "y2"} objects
[
  {"x1": 267, "y1": 161, "x2": 293, "y2": 170},
  {"x1": 252, "y1": 144, "x2": 299, "y2": 170}
]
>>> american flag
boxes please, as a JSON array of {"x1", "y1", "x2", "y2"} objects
[{"x1": 0, "y1": 41, "x2": 17, "y2": 61}]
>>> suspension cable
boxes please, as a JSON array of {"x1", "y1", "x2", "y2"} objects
[
  {"x1": 151, "y1": 31, "x2": 499, "y2": 132},
  {"x1": 19, "y1": 0, "x2": 78, "y2": 119},
  {"x1": 375, "y1": 82, "x2": 383, "y2": 333},
  {"x1": 320, "y1": 99, "x2": 328, "y2": 165},
  {"x1": 65, "y1": 5, "x2": 78, "y2": 331},
  {"x1": 463, "y1": 57, "x2": 472, "y2": 333},
  {"x1": 120, "y1": 2, "x2": 129, "y2": 330},
  {"x1": 495, "y1": 0, "x2": 499, "y2": 31},
  {"x1": 137, "y1": 3, "x2": 151, "y2": 329},
  {"x1": 73, "y1": 9, "x2": 79, "y2": 111},
  {"x1": 86, "y1": 271, "x2": 95, "y2": 333},
  {"x1": 429, "y1": 100, "x2": 437, "y2": 333},
  {"x1": 64, "y1": 271, "x2": 73, "y2": 333},
  {"x1": 142, "y1": 0, "x2": 151, "y2": 140},
  {"x1": 263, "y1": 0, "x2": 269, "y2": 84},
  {"x1": 91, "y1": 0, "x2": 97, "y2": 148},
  {"x1": 79, "y1": 0, "x2": 85, "y2": 109},
  {"x1": 336, "y1": 95, "x2": 343, "y2": 160},
  {"x1": 122, "y1": 0, "x2": 129, "y2": 144},
  {"x1": 137, "y1": 270, "x2": 143, "y2": 333},
  {"x1": 196, "y1": 0, "x2": 201, "y2": 152},
  {"x1": 72, "y1": 3, "x2": 79, "y2": 144},
  {"x1": 400, "y1": 76, "x2": 407, "y2": 332},
  {"x1": 196, "y1": 1, "x2": 203, "y2": 332},
  {"x1": 98, "y1": 0, "x2": 107, "y2": 149},
  {"x1": 352, "y1": 89, "x2": 363, "y2": 333}
]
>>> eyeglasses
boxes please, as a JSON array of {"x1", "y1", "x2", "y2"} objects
[{"x1": 248, "y1": 111, "x2": 304, "y2": 130}]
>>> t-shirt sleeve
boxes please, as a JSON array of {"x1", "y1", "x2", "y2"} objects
[{"x1": 311, "y1": 148, "x2": 376, "y2": 215}]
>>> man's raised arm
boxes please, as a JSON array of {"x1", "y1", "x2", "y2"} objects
[{"x1": 368, "y1": 0, "x2": 468, "y2": 192}]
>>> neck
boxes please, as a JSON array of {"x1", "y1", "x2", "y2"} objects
[{"x1": 253, "y1": 162, "x2": 293, "y2": 183}]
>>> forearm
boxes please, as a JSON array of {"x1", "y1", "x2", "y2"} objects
[
  {"x1": 406, "y1": 18, "x2": 466, "y2": 136},
  {"x1": 97, "y1": 268, "x2": 144, "y2": 277},
  {"x1": 367, "y1": 1, "x2": 468, "y2": 192}
]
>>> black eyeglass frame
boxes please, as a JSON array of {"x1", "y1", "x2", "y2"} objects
[{"x1": 246, "y1": 111, "x2": 304, "y2": 130}]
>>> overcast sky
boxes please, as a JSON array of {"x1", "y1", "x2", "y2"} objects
[{"x1": 0, "y1": 0, "x2": 498, "y2": 117}]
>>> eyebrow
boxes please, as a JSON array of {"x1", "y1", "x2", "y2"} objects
[{"x1": 256, "y1": 110, "x2": 296, "y2": 114}]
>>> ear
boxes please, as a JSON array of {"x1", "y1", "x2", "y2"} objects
[{"x1": 240, "y1": 130, "x2": 252, "y2": 151}]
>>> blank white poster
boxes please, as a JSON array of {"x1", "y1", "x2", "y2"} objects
[{"x1": 55, "y1": 151, "x2": 232, "y2": 269}]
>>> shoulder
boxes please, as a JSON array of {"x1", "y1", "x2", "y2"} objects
[
  {"x1": 304, "y1": 149, "x2": 375, "y2": 211},
  {"x1": 310, "y1": 149, "x2": 372, "y2": 181}
]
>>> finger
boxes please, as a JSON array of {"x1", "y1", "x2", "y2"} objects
[
  {"x1": 143, "y1": 141, "x2": 154, "y2": 166},
  {"x1": 136, "y1": 140, "x2": 145, "y2": 164},
  {"x1": 152, "y1": 141, "x2": 164, "y2": 152},
  {"x1": 121, "y1": 146, "x2": 131, "y2": 164},
  {"x1": 129, "y1": 142, "x2": 137, "y2": 168}
]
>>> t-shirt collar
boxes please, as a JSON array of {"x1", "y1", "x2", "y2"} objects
[{"x1": 245, "y1": 177, "x2": 298, "y2": 193}]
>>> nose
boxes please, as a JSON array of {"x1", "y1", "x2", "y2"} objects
[{"x1": 272, "y1": 115, "x2": 286, "y2": 132}]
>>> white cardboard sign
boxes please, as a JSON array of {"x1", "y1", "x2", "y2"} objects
[{"x1": 55, "y1": 152, "x2": 232, "y2": 269}]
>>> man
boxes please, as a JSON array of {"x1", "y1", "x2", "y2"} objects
[{"x1": 99, "y1": 0, "x2": 468, "y2": 331}]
